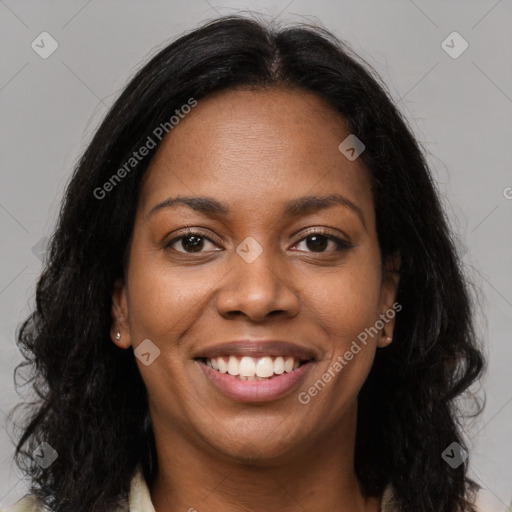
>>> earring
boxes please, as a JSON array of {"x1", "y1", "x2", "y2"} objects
[
  {"x1": 115, "y1": 330, "x2": 121, "y2": 341},
  {"x1": 386, "y1": 336, "x2": 392, "y2": 344}
]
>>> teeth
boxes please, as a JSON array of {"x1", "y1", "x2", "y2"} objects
[
  {"x1": 218, "y1": 357, "x2": 228, "y2": 374},
  {"x1": 227, "y1": 355, "x2": 239, "y2": 376},
  {"x1": 205, "y1": 355, "x2": 305, "y2": 378},
  {"x1": 274, "y1": 356, "x2": 284, "y2": 374},
  {"x1": 239, "y1": 356, "x2": 256, "y2": 377},
  {"x1": 255, "y1": 356, "x2": 274, "y2": 378}
]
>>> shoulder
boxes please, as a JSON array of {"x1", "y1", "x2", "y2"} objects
[
  {"x1": 379, "y1": 485, "x2": 489, "y2": 512},
  {"x1": 380, "y1": 484, "x2": 397, "y2": 512},
  {"x1": 2, "y1": 493, "x2": 130, "y2": 512},
  {"x1": 1, "y1": 467, "x2": 149, "y2": 512},
  {"x1": 1, "y1": 493, "x2": 49, "y2": 512}
]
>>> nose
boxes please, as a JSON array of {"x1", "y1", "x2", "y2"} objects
[{"x1": 215, "y1": 246, "x2": 301, "y2": 322}]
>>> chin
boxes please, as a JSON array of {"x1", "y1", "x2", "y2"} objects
[{"x1": 203, "y1": 425, "x2": 308, "y2": 464}]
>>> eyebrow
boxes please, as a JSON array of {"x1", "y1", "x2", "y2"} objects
[{"x1": 147, "y1": 193, "x2": 366, "y2": 229}]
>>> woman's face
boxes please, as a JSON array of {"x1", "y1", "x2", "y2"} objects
[{"x1": 112, "y1": 87, "x2": 399, "y2": 462}]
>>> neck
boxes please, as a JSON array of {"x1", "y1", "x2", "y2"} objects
[{"x1": 149, "y1": 400, "x2": 381, "y2": 512}]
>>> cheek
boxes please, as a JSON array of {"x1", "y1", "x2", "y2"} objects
[
  {"x1": 304, "y1": 252, "x2": 383, "y2": 350},
  {"x1": 300, "y1": 255, "x2": 382, "y2": 413},
  {"x1": 126, "y1": 255, "x2": 200, "y2": 417},
  {"x1": 126, "y1": 246, "x2": 209, "y2": 341}
]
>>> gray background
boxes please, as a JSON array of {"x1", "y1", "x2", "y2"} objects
[{"x1": 1, "y1": 0, "x2": 511, "y2": 510}]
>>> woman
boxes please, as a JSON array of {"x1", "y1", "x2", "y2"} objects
[{"x1": 5, "y1": 15, "x2": 485, "y2": 512}]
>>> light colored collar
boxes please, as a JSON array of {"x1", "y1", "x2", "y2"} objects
[
  {"x1": 128, "y1": 467, "x2": 396, "y2": 512},
  {"x1": 128, "y1": 467, "x2": 156, "y2": 512},
  {"x1": 3, "y1": 468, "x2": 395, "y2": 512}
]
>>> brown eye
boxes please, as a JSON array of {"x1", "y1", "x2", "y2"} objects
[
  {"x1": 304, "y1": 235, "x2": 329, "y2": 252},
  {"x1": 165, "y1": 232, "x2": 219, "y2": 254},
  {"x1": 293, "y1": 231, "x2": 352, "y2": 253},
  {"x1": 178, "y1": 235, "x2": 205, "y2": 253}
]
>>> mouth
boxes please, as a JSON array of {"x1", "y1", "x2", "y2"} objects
[
  {"x1": 192, "y1": 340, "x2": 317, "y2": 403},
  {"x1": 196, "y1": 355, "x2": 309, "y2": 380}
]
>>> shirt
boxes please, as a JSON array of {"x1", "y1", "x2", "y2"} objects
[{"x1": 3, "y1": 468, "x2": 396, "y2": 511}]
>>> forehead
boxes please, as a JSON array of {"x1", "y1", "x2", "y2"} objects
[{"x1": 139, "y1": 87, "x2": 373, "y2": 221}]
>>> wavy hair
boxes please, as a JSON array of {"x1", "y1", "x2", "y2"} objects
[{"x1": 10, "y1": 14, "x2": 485, "y2": 512}]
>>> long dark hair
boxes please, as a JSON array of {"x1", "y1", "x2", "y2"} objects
[{"x1": 9, "y1": 15, "x2": 485, "y2": 512}]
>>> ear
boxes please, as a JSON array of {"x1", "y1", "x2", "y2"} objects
[
  {"x1": 377, "y1": 251, "x2": 401, "y2": 348},
  {"x1": 111, "y1": 278, "x2": 131, "y2": 349}
]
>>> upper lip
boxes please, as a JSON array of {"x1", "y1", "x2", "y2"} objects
[{"x1": 193, "y1": 340, "x2": 318, "y2": 362}]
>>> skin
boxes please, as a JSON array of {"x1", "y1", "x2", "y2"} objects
[{"x1": 111, "y1": 87, "x2": 400, "y2": 512}]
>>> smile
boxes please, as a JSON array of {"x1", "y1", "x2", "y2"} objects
[
  {"x1": 193, "y1": 339, "x2": 317, "y2": 402},
  {"x1": 196, "y1": 356, "x2": 314, "y2": 403},
  {"x1": 201, "y1": 355, "x2": 306, "y2": 380}
]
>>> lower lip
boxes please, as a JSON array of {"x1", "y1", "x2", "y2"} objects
[{"x1": 197, "y1": 360, "x2": 313, "y2": 403}]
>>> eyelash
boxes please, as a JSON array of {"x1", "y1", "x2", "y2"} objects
[{"x1": 164, "y1": 228, "x2": 352, "y2": 254}]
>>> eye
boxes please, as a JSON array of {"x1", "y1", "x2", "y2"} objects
[
  {"x1": 165, "y1": 230, "x2": 220, "y2": 254},
  {"x1": 292, "y1": 230, "x2": 352, "y2": 253},
  {"x1": 164, "y1": 228, "x2": 352, "y2": 255}
]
